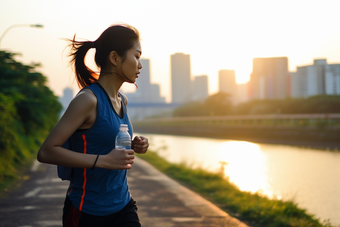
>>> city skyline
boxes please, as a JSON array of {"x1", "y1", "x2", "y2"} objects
[
  {"x1": 46, "y1": 52, "x2": 340, "y2": 103},
  {"x1": 59, "y1": 54, "x2": 340, "y2": 105},
  {"x1": 1, "y1": 0, "x2": 339, "y2": 103}
]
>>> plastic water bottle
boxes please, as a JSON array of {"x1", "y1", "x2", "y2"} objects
[{"x1": 115, "y1": 124, "x2": 131, "y2": 149}]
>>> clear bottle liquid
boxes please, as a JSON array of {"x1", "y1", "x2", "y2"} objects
[{"x1": 115, "y1": 124, "x2": 131, "y2": 149}]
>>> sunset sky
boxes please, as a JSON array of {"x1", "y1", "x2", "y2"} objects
[{"x1": 1, "y1": 0, "x2": 339, "y2": 102}]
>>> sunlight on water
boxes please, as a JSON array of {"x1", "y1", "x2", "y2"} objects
[
  {"x1": 137, "y1": 133, "x2": 340, "y2": 226},
  {"x1": 217, "y1": 141, "x2": 274, "y2": 198}
]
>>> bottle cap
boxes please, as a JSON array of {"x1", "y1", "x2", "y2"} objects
[{"x1": 119, "y1": 124, "x2": 128, "y2": 131}]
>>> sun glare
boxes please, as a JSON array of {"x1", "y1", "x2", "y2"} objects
[{"x1": 218, "y1": 141, "x2": 274, "y2": 198}]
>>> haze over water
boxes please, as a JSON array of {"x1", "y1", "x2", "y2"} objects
[{"x1": 136, "y1": 133, "x2": 340, "y2": 226}]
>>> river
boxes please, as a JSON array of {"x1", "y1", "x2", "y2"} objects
[{"x1": 134, "y1": 133, "x2": 340, "y2": 226}]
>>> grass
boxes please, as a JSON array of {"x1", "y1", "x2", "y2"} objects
[
  {"x1": 0, "y1": 132, "x2": 44, "y2": 198},
  {"x1": 137, "y1": 151, "x2": 335, "y2": 227},
  {"x1": 0, "y1": 158, "x2": 34, "y2": 200}
]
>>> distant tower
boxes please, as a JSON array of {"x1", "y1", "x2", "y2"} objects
[
  {"x1": 291, "y1": 70, "x2": 308, "y2": 98},
  {"x1": 171, "y1": 53, "x2": 192, "y2": 104},
  {"x1": 125, "y1": 58, "x2": 166, "y2": 104},
  {"x1": 193, "y1": 75, "x2": 209, "y2": 101},
  {"x1": 327, "y1": 64, "x2": 340, "y2": 95},
  {"x1": 218, "y1": 69, "x2": 237, "y2": 102},
  {"x1": 150, "y1": 84, "x2": 165, "y2": 103},
  {"x1": 59, "y1": 87, "x2": 74, "y2": 115},
  {"x1": 136, "y1": 59, "x2": 151, "y2": 100},
  {"x1": 237, "y1": 83, "x2": 249, "y2": 104},
  {"x1": 249, "y1": 57, "x2": 289, "y2": 99},
  {"x1": 60, "y1": 87, "x2": 73, "y2": 108}
]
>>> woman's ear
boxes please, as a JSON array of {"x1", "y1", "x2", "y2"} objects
[{"x1": 109, "y1": 51, "x2": 120, "y2": 66}]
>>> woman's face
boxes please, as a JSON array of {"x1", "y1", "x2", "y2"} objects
[{"x1": 121, "y1": 41, "x2": 142, "y2": 83}]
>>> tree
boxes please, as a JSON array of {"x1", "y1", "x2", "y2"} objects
[
  {"x1": 0, "y1": 51, "x2": 62, "y2": 134},
  {"x1": 0, "y1": 50, "x2": 62, "y2": 181},
  {"x1": 173, "y1": 101, "x2": 207, "y2": 117},
  {"x1": 204, "y1": 92, "x2": 233, "y2": 116},
  {"x1": 173, "y1": 92, "x2": 233, "y2": 117}
]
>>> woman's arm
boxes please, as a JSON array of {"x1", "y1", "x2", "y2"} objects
[{"x1": 37, "y1": 89, "x2": 134, "y2": 169}]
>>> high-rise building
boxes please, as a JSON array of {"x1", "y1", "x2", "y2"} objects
[
  {"x1": 291, "y1": 59, "x2": 340, "y2": 98},
  {"x1": 136, "y1": 59, "x2": 151, "y2": 100},
  {"x1": 218, "y1": 69, "x2": 237, "y2": 102},
  {"x1": 291, "y1": 71, "x2": 308, "y2": 98},
  {"x1": 249, "y1": 57, "x2": 289, "y2": 99},
  {"x1": 293, "y1": 64, "x2": 321, "y2": 97},
  {"x1": 59, "y1": 87, "x2": 73, "y2": 108},
  {"x1": 127, "y1": 58, "x2": 166, "y2": 103},
  {"x1": 325, "y1": 64, "x2": 340, "y2": 95},
  {"x1": 123, "y1": 58, "x2": 167, "y2": 119},
  {"x1": 193, "y1": 75, "x2": 209, "y2": 101},
  {"x1": 58, "y1": 87, "x2": 74, "y2": 116},
  {"x1": 171, "y1": 53, "x2": 192, "y2": 103},
  {"x1": 237, "y1": 83, "x2": 249, "y2": 104},
  {"x1": 150, "y1": 84, "x2": 166, "y2": 103}
]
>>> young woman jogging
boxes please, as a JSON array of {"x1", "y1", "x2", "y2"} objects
[{"x1": 37, "y1": 24, "x2": 149, "y2": 227}]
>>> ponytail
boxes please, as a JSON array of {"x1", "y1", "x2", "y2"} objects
[
  {"x1": 68, "y1": 36, "x2": 98, "y2": 88},
  {"x1": 67, "y1": 24, "x2": 140, "y2": 89}
]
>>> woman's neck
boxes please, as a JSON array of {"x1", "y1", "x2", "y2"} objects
[{"x1": 97, "y1": 74, "x2": 123, "y2": 100}]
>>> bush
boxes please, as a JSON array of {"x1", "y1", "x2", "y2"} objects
[{"x1": 0, "y1": 50, "x2": 62, "y2": 184}]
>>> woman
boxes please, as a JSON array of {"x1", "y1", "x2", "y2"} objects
[{"x1": 37, "y1": 24, "x2": 149, "y2": 227}]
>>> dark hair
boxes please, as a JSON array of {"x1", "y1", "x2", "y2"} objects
[{"x1": 68, "y1": 24, "x2": 140, "y2": 88}]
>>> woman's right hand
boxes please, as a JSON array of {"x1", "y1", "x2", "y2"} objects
[{"x1": 99, "y1": 149, "x2": 135, "y2": 169}]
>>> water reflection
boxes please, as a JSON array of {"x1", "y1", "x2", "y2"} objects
[
  {"x1": 138, "y1": 133, "x2": 340, "y2": 225},
  {"x1": 218, "y1": 141, "x2": 274, "y2": 198}
]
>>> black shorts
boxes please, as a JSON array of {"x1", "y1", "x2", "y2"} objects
[{"x1": 63, "y1": 196, "x2": 141, "y2": 227}]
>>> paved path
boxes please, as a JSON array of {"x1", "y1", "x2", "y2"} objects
[{"x1": 0, "y1": 157, "x2": 248, "y2": 227}]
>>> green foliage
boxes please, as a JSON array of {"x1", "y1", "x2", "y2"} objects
[
  {"x1": 174, "y1": 93, "x2": 340, "y2": 117},
  {"x1": 173, "y1": 92, "x2": 233, "y2": 117},
  {"x1": 0, "y1": 94, "x2": 19, "y2": 180},
  {"x1": 234, "y1": 96, "x2": 340, "y2": 115},
  {"x1": 204, "y1": 92, "x2": 233, "y2": 116},
  {"x1": 0, "y1": 50, "x2": 62, "y2": 184},
  {"x1": 0, "y1": 93, "x2": 19, "y2": 152},
  {"x1": 137, "y1": 151, "x2": 330, "y2": 227},
  {"x1": 172, "y1": 101, "x2": 206, "y2": 117},
  {"x1": 0, "y1": 51, "x2": 61, "y2": 134}
]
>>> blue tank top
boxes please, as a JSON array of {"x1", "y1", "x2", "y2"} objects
[{"x1": 66, "y1": 83, "x2": 133, "y2": 216}]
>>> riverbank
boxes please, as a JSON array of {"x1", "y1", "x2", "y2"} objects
[
  {"x1": 136, "y1": 151, "x2": 333, "y2": 227},
  {"x1": 133, "y1": 125, "x2": 340, "y2": 151}
]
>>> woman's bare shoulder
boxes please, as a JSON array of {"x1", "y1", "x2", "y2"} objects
[
  {"x1": 74, "y1": 89, "x2": 96, "y2": 103},
  {"x1": 67, "y1": 88, "x2": 97, "y2": 113}
]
